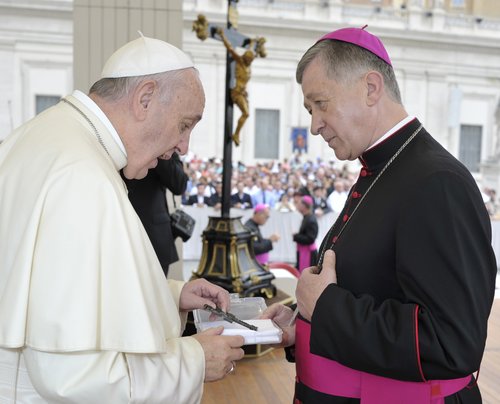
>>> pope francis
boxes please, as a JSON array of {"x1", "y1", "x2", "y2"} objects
[{"x1": 0, "y1": 35, "x2": 244, "y2": 403}]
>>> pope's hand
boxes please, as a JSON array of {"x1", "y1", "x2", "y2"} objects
[
  {"x1": 179, "y1": 279, "x2": 230, "y2": 312},
  {"x1": 296, "y1": 249, "x2": 337, "y2": 321},
  {"x1": 192, "y1": 326, "x2": 245, "y2": 382},
  {"x1": 260, "y1": 303, "x2": 295, "y2": 347}
]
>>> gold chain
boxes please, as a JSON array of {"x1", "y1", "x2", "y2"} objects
[{"x1": 61, "y1": 98, "x2": 110, "y2": 156}]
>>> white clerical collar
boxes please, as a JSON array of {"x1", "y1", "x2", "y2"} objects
[
  {"x1": 72, "y1": 90, "x2": 127, "y2": 156},
  {"x1": 366, "y1": 116, "x2": 416, "y2": 152}
]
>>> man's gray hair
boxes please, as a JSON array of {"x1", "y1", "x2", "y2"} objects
[
  {"x1": 89, "y1": 68, "x2": 192, "y2": 105},
  {"x1": 296, "y1": 40, "x2": 402, "y2": 104}
]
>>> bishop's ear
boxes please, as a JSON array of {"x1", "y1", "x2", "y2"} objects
[{"x1": 365, "y1": 71, "x2": 384, "y2": 106}]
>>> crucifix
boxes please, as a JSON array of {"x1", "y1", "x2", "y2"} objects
[
  {"x1": 190, "y1": 1, "x2": 275, "y2": 299},
  {"x1": 193, "y1": 1, "x2": 266, "y2": 217}
]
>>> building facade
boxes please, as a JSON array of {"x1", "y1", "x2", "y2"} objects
[{"x1": 1, "y1": 0, "x2": 500, "y2": 189}]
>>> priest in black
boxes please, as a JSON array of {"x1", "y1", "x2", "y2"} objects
[
  {"x1": 122, "y1": 152, "x2": 187, "y2": 278},
  {"x1": 293, "y1": 195, "x2": 319, "y2": 273},
  {"x1": 244, "y1": 204, "x2": 280, "y2": 265},
  {"x1": 262, "y1": 26, "x2": 497, "y2": 403}
]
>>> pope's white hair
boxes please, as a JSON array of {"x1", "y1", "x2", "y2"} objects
[{"x1": 89, "y1": 68, "x2": 198, "y2": 106}]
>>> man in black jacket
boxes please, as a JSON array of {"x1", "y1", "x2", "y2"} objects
[
  {"x1": 293, "y1": 195, "x2": 318, "y2": 272},
  {"x1": 185, "y1": 183, "x2": 211, "y2": 207},
  {"x1": 231, "y1": 181, "x2": 253, "y2": 209},
  {"x1": 207, "y1": 181, "x2": 223, "y2": 209},
  {"x1": 123, "y1": 152, "x2": 187, "y2": 277}
]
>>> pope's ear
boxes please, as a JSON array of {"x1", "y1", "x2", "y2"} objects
[
  {"x1": 365, "y1": 71, "x2": 383, "y2": 107},
  {"x1": 133, "y1": 80, "x2": 156, "y2": 120}
]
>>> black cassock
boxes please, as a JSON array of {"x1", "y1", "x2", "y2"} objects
[
  {"x1": 294, "y1": 119, "x2": 497, "y2": 403},
  {"x1": 293, "y1": 213, "x2": 319, "y2": 271},
  {"x1": 122, "y1": 154, "x2": 187, "y2": 278},
  {"x1": 244, "y1": 218, "x2": 273, "y2": 256}
]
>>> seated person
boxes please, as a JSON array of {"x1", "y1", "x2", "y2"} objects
[
  {"x1": 186, "y1": 183, "x2": 210, "y2": 206},
  {"x1": 275, "y1": 189, "x2": 296, "y2": 212},
  {"x1": 231, "y1": 181, "x2": 253, "y2": 209},
  {"x1": 312, "y1": 185, "x2": 330, "y2": 217},
  {"x1": 208, "y1": 181, "x2": 223, "y2": 209}
]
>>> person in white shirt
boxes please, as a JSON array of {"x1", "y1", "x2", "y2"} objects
[
  {"x1": 251, "y1": 178, "x2": 277, "y2": 208},
  {"x1": 326, "y1": 178, "x2": 348, "y2": 215},
  {"x1": 0, "y1": 34, "x2": 244, "y2": 403}
]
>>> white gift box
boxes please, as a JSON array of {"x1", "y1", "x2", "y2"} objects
[{"x1": 193, "y1": 294, "x2": 283, "y2": 345}]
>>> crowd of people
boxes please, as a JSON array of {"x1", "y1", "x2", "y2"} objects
[{"x1": 180, "y1": 154, "x2": 356, "y2": 217}]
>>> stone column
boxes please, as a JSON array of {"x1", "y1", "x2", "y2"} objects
[{"x1": 73, "y1": 0, "x2": 183, "y2": 92}]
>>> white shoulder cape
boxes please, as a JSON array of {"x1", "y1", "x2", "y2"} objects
[{"x1": 0, "y1": 96, "x2": 186, "y2": 353}]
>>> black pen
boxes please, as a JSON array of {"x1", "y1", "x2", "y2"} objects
[{"x1": 203, "y1": 304, "x2": 258, "y2": 331}]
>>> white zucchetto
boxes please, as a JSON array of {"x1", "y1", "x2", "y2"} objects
[{"x1": 100, "y1": 33, "x2": 194, "y2": 79}]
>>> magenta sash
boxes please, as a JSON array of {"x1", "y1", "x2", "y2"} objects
[
  {"x1": 297, "y1": 243, "x2": 317, "y2": 272},
  {"x1": 295, "y1": 318, "x2": 471, "y2": 403},
  {"x1": 255, "y1": 252, "x2": 269, "y2": 265}
]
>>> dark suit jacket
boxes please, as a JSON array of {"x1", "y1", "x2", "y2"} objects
[
  {"x1": 122, "y1": 153, "x2": 187, "y2": 277},
  {"x1": 208, "y1": 192, "x2": 222, "y2": 207},
  {"x1": 231, "y1": 192, "x2": 253, "y2": 209},
  {"x1": 186, "y1": 194, "x2": 211, "y2": 206}
]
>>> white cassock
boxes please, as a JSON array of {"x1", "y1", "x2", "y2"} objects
[{"x1": 0, "y1": 91, "x2": 205, "y2": 403}]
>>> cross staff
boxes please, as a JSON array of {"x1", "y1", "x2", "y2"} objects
[
  {"x1": 193, "y1": 14, "x2": 266, "y2": 146},
  {"x1": 193, "y1": 2, "x2": 266, "y2": 217}
]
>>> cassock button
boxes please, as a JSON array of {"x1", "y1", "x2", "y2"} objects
[
  {"x1": 343, "y1": 214, "x2": 349, "y2": 222},
  {"x1": 332, "y1": 236, "x2": 338, "y2": 243},
  {"x1": 352, "y1": 191, "x2": 361, "y2": 198},
  {"x1": 360, "y1": 169, "x2": 367, "y2": 177}
]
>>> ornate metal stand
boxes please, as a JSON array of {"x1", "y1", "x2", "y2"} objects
[{"x1": 192, "y1": 216, "x2": 275, "y2": 297}]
